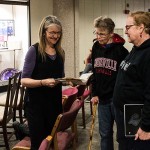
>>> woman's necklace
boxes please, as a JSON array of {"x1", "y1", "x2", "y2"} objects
[
  {"x1": 45, "y1": 47, "x2": 56, "y2": 60},
  {"x1": 49, "y1": 54, "x2": 56, "y2": 60}
]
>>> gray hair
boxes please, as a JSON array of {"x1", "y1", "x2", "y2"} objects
[{"x1": 94, "y1": 16, "x2": 115, "y2": 33}]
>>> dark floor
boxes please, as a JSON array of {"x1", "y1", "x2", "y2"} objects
[{"x1": 0, "y1": 98, "x2": 118, "y2": 150}]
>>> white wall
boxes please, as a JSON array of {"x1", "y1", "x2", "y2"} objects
[
  {"x1": 0, "y1": 4, "x2": 28, "y2": 72},
  {"x1": 78, "y1": 0, "x2": 150, "y2": 72},
  {"x1": 30, "y1": 0, "x2": 53, "y2": 44},
  {"x1": 13, "y1": 5, "x2": 28, "y2": 70}
]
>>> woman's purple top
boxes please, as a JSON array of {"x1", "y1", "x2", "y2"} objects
[{"x1": 22, "y1": 46, "x2": 64, "y2": 78}]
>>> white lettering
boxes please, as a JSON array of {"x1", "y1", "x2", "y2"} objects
[{"x1": 94, "y1": 57, "x2": 117, "y2": 71}]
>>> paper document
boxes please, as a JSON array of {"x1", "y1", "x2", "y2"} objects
[
  {"x1": 79, "y1": 72, "x2": 93, "y2": 84},
  {"x1": 56, "y1": 72, "x2": 93, "y2": 85}
]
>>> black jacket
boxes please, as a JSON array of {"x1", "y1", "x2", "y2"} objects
[
  {"x1": 92, "y1": 34, "x2": 129, "y2": 104},
  {"x1": 113, "y1": 39, "x2": 150, "y2": 132}
]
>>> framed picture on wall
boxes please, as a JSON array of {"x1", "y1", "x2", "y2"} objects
[{"x1": 0, "y1": 20, "x2": 15, "y2": 49}]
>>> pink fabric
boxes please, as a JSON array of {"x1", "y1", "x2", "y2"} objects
[
  {"x1": 62, "y1": 87, "x2": 78, "y2": 112},
  {"x1": 14, "y1": 136, "x2": 31, "y2": 147},
  {"x1": 70, "y1": 99, "x2": 83, "y2": 110},
  {"x1": 39, "y1": 132, "x2": 75, "y2": 150},
  {"x1": 57, "y1": 131, "x2": 75, "y2": 150},
  {"x1": 62, "y1": 87, "x2": 78, "y2": 96},
  {"x1": 83, "y1": 89, "x2": 91, "y2": 99},
  {"x1": 39, "y1": 139, "x2": 52, "y2": 150}
]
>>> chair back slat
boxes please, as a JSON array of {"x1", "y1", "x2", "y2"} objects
[
  {"x1": 13, "y1": 85, "x2": 26, "y2": 123},
  {"x1": 3, "y1": 71, "x2": 21, "y2": 122},
  {"x1": 18, "y1": 85, "x2": 26, "y2": 109}
]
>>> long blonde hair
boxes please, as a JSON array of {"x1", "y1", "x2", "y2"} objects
[{"x1": 38, "y1": 15, "x2": 65, "y2": 62}]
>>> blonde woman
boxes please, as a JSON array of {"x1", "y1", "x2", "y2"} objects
[{"x1": 21, "y1": 15, "x2": 64, "y2": 149}]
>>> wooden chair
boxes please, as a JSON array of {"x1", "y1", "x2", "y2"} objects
[
  {"x1": 0, "y1": 71, "x2": 21, "y2": 150},
  {"x1": 76, "y1": 76, "x2": 92, "y2": 129},
  {"x1": 62, "y1": 87, "x2": 78, "y2": 112},
  {"x1": 11, "y1": 99, "x2": 84, "y2": 150},
  {"x1": 13, "y1": 85, "x2": 26, "y2": 124},
  {"x1": 0, "y1": 73, "x2": 24, "y2": 123},
  {"x1": 62, "y1": 87, "x2": 78, "y2": 141}
]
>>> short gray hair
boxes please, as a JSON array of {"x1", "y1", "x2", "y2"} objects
[{"x1": 94, "y1": 16, "x2": 115, "y2": 33}]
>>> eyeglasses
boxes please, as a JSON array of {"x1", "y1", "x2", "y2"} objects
[
  {"x1": 125, "y1": 25, "x2": 135, "y2": 31},
  {"x1": 93, "y1": 31, "x2": 109, "y2": 38},
  {"x1": 46, "y1": 31, "x2": 62, "y2": 36}
]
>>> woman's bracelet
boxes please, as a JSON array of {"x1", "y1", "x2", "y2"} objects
[{"x1": 40, "y1": 80, "x2": 43, "y2": 86}]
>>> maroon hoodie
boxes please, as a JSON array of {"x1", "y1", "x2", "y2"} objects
[{"x1": 113, "y1": 33, "x2": 125, "y2": 44}]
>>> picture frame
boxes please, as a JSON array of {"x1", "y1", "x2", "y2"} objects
[
  {"x1": 0, "y1": 20, "x2": 15, "y2": 49},
  {"x1": 124, "y1": 104, "x2": 143, "y2": 137}
]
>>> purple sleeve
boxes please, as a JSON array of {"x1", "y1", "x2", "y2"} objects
[{"x1": 21, "y1": 46, "x2": 36, "y2": 78}]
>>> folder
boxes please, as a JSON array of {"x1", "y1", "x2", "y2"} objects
[{"x1": 124, "y1": 104, "x2": 143, "y2": 137}]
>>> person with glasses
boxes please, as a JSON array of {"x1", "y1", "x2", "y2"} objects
[
  {"x1": 113, "y1": 11, "x2": 150, "y2": 150},
  {"x1": 21, "y1": 15, "x2": 65, "y2": 149},
  {"x1": 90, "y1": 16, "x2": 129, "y2": 150},
  {"x1": 82, "y1": 39, "x2": 97, "y2": 74}
]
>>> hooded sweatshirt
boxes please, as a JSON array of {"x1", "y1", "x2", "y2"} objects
[
  {"x1": 113, "y1": 39, "x2": 150, "y2": 132},
  {"x1": 92, "y1": 33, "x2": 129, "y2": 104}
]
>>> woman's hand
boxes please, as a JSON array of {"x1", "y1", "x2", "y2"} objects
[
  {"x1": 135, "y1": 127, "x2": 150, "y2": 140},
  {"x1": 41, "y1": 78, "x2": 59, "y2": 87},
  {"x1": 91, "y1": 96, "x2": 99, "y2": 104}
]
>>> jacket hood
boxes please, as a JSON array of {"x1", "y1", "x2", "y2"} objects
[
  {"x1": 132, "y1": 38, "x2": 150, "y2": 51},
  {"x1": 113, "y1": 33, "x2": 125, "y2": 45}
]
